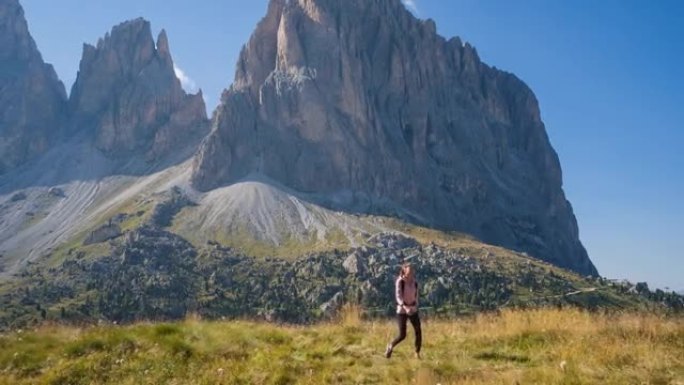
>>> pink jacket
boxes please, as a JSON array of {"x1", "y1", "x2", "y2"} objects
[{"x1": 395, "y1": 277, "x2": 418, "y2": 315}]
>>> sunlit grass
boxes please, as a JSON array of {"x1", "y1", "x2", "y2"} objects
[{"x1": 0, "y1": 308, "x2": 681, "y2": 384}]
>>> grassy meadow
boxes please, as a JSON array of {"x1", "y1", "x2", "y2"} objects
[{"x1": 0, "y1": 307, "x2": 681, "y2": 385}]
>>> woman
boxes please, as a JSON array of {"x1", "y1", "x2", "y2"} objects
[{"x1": 385, "y1": 263, "x2": 422, "y2": 359}]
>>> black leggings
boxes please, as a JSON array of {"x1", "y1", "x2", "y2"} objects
[{"x1": 390, "y1": 313, "x2": 422, "y2": 353}]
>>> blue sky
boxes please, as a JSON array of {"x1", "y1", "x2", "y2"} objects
[{"x1": 21, "y1": 0, "x2": 683, "y2": 290}]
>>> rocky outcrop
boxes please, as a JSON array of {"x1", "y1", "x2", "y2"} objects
[
  {"x1": 83, "y1": 223, "x2": 121, "y2": 245},
  {"x1": 69, "y1": 18, "x2": 209, "y2": 160},
  {"x1": 0, "y1": 0, "x2": 67, "y2": 173},
  {"x1": 191, "y1": 0, "x2": 597, "y2": 275},
  {"x1": 147, "y1": 186, "x2": 194, "y2": 227},
  {"x1": 343, "y1": 251, "x2": 366, "y2": 275}
]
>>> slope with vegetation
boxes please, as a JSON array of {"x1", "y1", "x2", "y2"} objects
[{"x1": 1, "y1": 220, "x2": 681, "y2": 330}]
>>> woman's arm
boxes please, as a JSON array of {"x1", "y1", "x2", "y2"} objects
[{"x1": 395, "y1": 278, "x2": 404, "y2": 306}]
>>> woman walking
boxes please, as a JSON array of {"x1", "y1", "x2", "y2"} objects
[{"x1": 385, "y1": 263, "x2": 422, "y2": 359}]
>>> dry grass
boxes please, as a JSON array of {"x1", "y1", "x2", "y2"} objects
[{"x1": 0, "y1": 308, "x2": 681, "y2": 384}]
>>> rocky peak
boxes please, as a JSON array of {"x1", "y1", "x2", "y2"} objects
[
  {"x1": 192, "y1": 0, "x2": 597, "y2": 275},
  {"x1": 68, "y1": 18, "x2": 208, "y2": 160},
  {"x1": 0, "y1": 0, "x2": 37, "y2": 62},
  {"x1": 156, "y1": 29, "x2": 171, "y2": 63},
  {"x1": 0, "y1": 0, "x2": 67, "y2": 173}
]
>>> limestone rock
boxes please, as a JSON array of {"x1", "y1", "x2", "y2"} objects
[
  {"x1": 10, "y1": 192, "x2": 26, "y2": 202},
  {"x1": 368, "y1": 233, "x2": 420, "y2": 250},
  {"x1": 148, "y1": 186, "x2": 194, "y2": 227},
  {"x1": 47, "y1": 187, "x2": 65, "y2": 198},
  {"x1": 343, "y1": 251, "x2": 366, "y2": 276},
  {"x1": 319, "y1": 291, "x2": 344, "y2": 317},
  {"x1": 0, "y1": 0, "x2": 67, "y2": 173},
  {"x1": 69, "y1": 18, "x2": 209, "y2": 160},
  {"x1": 191, "y1": 0, "x2": 597, "y2": 275},
  {"x1": 83, "y1": 223, "x2": 122, "y2": 245}
]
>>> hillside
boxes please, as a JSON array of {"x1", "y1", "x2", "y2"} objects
[
  {"x1": 1, "y1": 216, "x2": 681, "y2": 330},
  {"x1": 0, "y1": 309, "x2": 681, "y2": 384}
]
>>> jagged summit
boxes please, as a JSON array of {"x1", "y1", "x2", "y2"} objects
[
  {"x1": 0, "y1": 0, "x2": 67, "y2": 173},
  {"x1": 156, "y1": 29, "x2": 172, "y2": 62},
  {"x1": 191, "y1": 0, "x2": 597, "y2": 275},
  {"x1": 68, "y1": 17, "x2": 209, "y2": 160},
  {"x1": 0, "y1": 0, "x2": 38, "y2": 62}
]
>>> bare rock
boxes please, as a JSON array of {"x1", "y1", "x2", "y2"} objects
[
  {"x1": 343, "y1": 251, "x2": 366, "y2": 276},
  {"x1": 83, "y1": 223, "x2": 121, "y2": 245},
  {"x1": 191, "y1": 0, "x2": 597, "y2": 276},
  {"x1": 10, "y1": 192, "x2": 27, "y2": 202},
  {"x1": 148, "y1": 186, "x2": 194, "y2": 227},
  {"x1": 0, "y1": 0, "x2": 67, "y2": 173},
  {"x1": 69, "y1": 19, "x2": 209, "y2": 160},
  {"x1": 319, "y1": 291, "x2": 344, "y2": 317},
  {"x1": 48, "y1": 187, "x2": 65, "y2": 198},
  {"x1": 368, "y1": 233, "x2": 420, "y2": 250}
]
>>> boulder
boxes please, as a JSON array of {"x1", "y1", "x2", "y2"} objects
[
  {"x1": 83, "y1": 223, "x2": 121, "y2": 245},
  {"x1": 342, "y1": 251, "x2": 366, "y2": 276},
  {"x1": 319, "y1": 291, "x2": 344, "y2": 318}
]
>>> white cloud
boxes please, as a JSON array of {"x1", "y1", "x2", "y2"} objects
[
  {"x1": 173, "y1": 64, "x2": 198, "y2": 93},
  {"x1": 402, "y1": 0, "x2": 419, "y2": 14}
]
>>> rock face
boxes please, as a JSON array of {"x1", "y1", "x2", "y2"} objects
[
  {"x1": 69, "y1": 18, "x2": 208, "y2": 160},
  {"x1": 0, "y1": 0, "x2": 67, "y2": 173},
  {"x1": 83, "y1": 223, "x2": 121, "y2": 246},
  {"x1": 191, "y1": 0, "x2": 597, "y2": 275}
]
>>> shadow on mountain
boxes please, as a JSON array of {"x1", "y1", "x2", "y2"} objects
[{"x1": 0, "y1": 129, "x2": 204, "y2": 195}]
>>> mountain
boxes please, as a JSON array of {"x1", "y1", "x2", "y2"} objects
[
  {"x1": 191, "y1": 0, "x2": 597, "y2": 276},
  {"x1": 0, "y1": 0, "x2": 67, "y2": 174},
  {"x1": 69, "y1": 18, "x2": 208, "y2": 160},
  {"x1": 0, "y1": 15, "x2": 208, "y2": 277}
]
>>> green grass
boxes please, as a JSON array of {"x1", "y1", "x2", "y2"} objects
[
  {"x1": 181, "y1": 223, "x2": 354, "y2": 260},
  {"x1": 0, "y1": 308, "x2": 681, "y2": 385},
  {"x1": 45, "y1": 242, "x2": 111, "y2": 269}
]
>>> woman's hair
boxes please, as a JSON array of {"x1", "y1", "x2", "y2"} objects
[{"x1": 399, "y1": 263, "x2": 413, "y2": 278}]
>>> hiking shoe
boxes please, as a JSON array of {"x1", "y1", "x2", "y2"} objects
[{"x1": 385, "y1": 344, "x2": 393, "y2": 358}]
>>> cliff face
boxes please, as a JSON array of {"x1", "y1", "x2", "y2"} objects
[
  {"x1": 68, "y1": 18, "x2": 208, "y2": 160},
  {"x1": 0, "y1": 0, "x2": 67, "y2": 173},
  {"x1": 191, "y1": 0, "x2": 597, "y2": 275}
]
